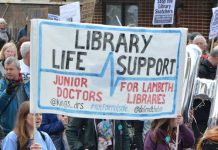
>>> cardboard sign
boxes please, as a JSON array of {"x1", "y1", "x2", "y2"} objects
[{"x1": 30, "y1": 19, "x2": 187, "y2": 120}]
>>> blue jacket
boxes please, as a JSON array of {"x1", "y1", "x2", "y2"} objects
[
  {"x1": 2, "y1": 130, "x2": 56, "y2": 150},
  {"x1": 17, "y1": 26, "x2": 27, "y2": 42},
  {"x1": 0, "y1": 78, "x2": 30, "y2": 134},
  {"x1": 39, "y1": 114, "x2": 65, "y2": 150},
  {"x1": 39, "y1": 114, "x2": 65, "y2": 134}
]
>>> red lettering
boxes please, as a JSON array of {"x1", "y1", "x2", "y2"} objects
[
  {"x1": 69, "y1": 89, "x2": 75, "y2": 99},
  {"x1": 96, "y1": 92, "x2": 102, "y2": 101},
  {"x1": 81, "y1": 78, "x2": 88, "y2": 87},
  {"x1": 63, "y1": 88, "x2": 68, "y2": 99},
  {"x1": 89, "y1": 91, "x2": 96, "y2": 101},
  {"x1": 57, "y1": 87, "x2": 62, "y2": 97},
  {"x1": 83, "y1": 91, "x2": 89, "y2": 100}
]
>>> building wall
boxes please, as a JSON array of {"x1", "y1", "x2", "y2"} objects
[
  {"x1": 0, "y1": 4, "x2": 59, "y2": 41},
  {"x1": 93, "y1": 0, "x2": 213, "y2": 38},
  {"x1": 179, "y1": 0, "x2": 213, "y2": 38}
]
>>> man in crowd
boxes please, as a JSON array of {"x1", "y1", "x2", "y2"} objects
[
  {"x1": 193, "y1": 35, "x2": 208, "y2": 59},
  {"x1": 0, "y1": 57, "x2": 29, "y2": 135}
]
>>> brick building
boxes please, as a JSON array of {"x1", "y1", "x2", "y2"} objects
[
  {"x1": 93, "y1": 0, "x2": 217, "y2": 39},
  {"x1": 0, "y1": 0, "x2": 218, "y2": 40}
]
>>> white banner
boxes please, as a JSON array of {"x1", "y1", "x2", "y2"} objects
[
  {"x1": 30, "y1": 19, "x2": 187, "y2": 120},
  {"x1": 153, "y1": 0, "x2": 176, "y2": 25},
  {"x1": 209, "y1": 7, "x2": 218, "y2": 39}
]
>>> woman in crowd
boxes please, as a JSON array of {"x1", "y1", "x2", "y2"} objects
[
  {"x1": 144, "y1": 115, "x2": 195, "y2": 150},
  {"x1": 0, "y1": 42, "x2": 18, "y2": 77},
  {"x1": 197, "y1": 126, "x2": 218, "y2": 150},
  {"x1": 2, "y1": 101, "x2": 56, "y2": 150}
]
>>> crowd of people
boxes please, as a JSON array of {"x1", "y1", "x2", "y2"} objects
[{"x1": 0, "y1": 17, "x2": 218, "y2": 150}]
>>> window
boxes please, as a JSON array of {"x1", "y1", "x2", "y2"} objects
[{"x1": 105, "y1": 3, "x2": 138, "y2": 26}]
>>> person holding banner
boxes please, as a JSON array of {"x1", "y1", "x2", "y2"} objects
[
  {"x1": 196, "y1": 126, "x2": 218, "y2": 149},
  {"x1": 0, "y1": 57, "x2": 29, "y2": 135},
  {"x1": 2, "y1": 101, "x2": 56, "y2": 150},
  {"x1": 191, "y1": 46, "x2": 218, "y2": 142},
  {"x1": 143, "y1": 115, "x2": 195, "y2": 150},
  {"x1": 66, "y1": 118, "x2": 130, "y2": 150}
]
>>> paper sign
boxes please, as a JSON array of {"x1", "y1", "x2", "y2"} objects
[
  {"x1": 60, "y1": 2, "x2": 80, "y2": 22},
  {"x1": 209, "y1": 7, "x2": 218, "y2": 39},
  {"x1": 153, "y1": 0, "x2": 176, "y2": 25}
]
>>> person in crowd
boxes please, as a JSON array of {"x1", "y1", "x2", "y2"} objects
[
  {"x1": 66, "y1": 118, "x2": 130, "y2": 150},
  {"x1": 59, "y1": 115, "x2": 70, "y2": 150},
  {"x1": 198, "y1": 45, "x2": 218, "y2": 79},
  {"x1": 19, "y1": 41, "x2": 30, "y2": 80},
  {"x1": 0, "y1": 57, "x2": 29, "y2": 135},
  {"x1": 193, "y1": 35, "x2": 208, "y2": 59},
  {"x1": 144, "y1": 115, "x2": 195, "y2": 150},
  {"x1": 0, "y1": 18, "x2": 10, "y2": 50},
  {"x1": 212, "y1": 37, "x2": 218, "y2": 49},
  {"x1": 187, "y1": 32, "x2": 201, "y2": 45},
  {"x1": 0, "y1": 124, "x2": 5, "y2": 148},
  {"x1": 39, "y1": 114, "x2": 68, "y2": 150},
  {"x1": 2, "y1": 101, "x2": 56, "y2": 150},
  {"x1": 0, "y1": 42, "x2": 18, "y2": 78},
  {"x1": 128, "y1": 120, "x2": 144, "y2": 150},
  {"x1": 196, "y1": 126, "x2": 218, "y2": 149},
  {"x1": 16, "y1": 36, "x2": 29, "y2": 60},
  {"x1": 191, "y1": 46, "x2": 218, "y2": 142},
  {"x1": 17, "y1": 22, "x2": 28, "y2": 42}
]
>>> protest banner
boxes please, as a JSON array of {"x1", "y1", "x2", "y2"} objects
[
  {"x1": 153, "y1": 0, "x2": 176, "y2": 25},
  {"x1": 30, "y1": 19, "x2": 187, "y2": 120},
  {"x1": 60, "y1": 2, "x2": 80, "y2": 22},
  {"x1": 209, "y1": 7, "x2": 218, "y2": 39}
]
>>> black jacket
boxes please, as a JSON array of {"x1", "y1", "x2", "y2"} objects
[
  {"x1": 66, "y1": 118, "x2": 130, "y2": 150},
  {"x1": 198, "y1": 58, "x2": 216, "y2": 80},
  {"x1": 202, "y1": 139, "x2": 218, "y2": 150},
  {"x1": 192, "y1": 58, "x2": 216, "y2": 141}
]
